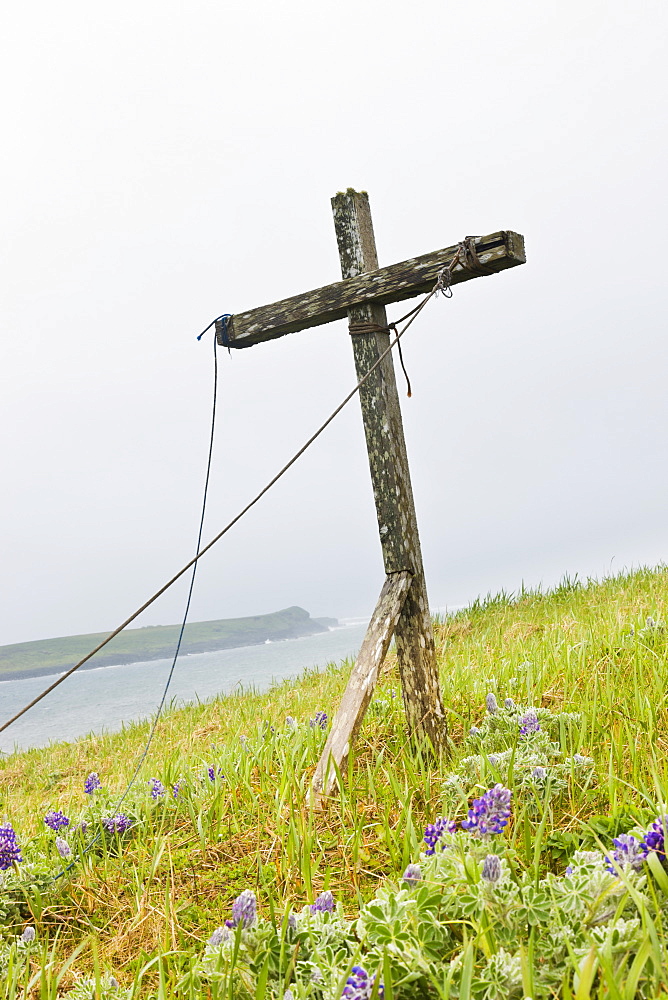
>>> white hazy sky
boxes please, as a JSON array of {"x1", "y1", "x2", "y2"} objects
[{"x1": 1, "y1": 0, "x2": 667, "y2": 647}]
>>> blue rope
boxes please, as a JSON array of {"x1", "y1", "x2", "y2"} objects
[{"x1": 197, "y1": 313, "x2": 232, "y2": 346}]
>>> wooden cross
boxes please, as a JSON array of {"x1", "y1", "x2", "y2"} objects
[{"x1": 216, "y1": 189, "x2": 525, "y2": 798}]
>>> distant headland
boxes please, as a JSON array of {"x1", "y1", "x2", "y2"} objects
[{"x1": 0, "y1": 607, "x2": 339, "y2": 683}]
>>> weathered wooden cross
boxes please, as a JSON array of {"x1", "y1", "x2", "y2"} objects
[{"x1": 216, "y1": 189, "x2": 525, "y2": 798}]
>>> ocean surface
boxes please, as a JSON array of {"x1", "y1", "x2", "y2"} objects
[{"x1": 0, "y1": 621, "x2": 369, "y2": 755}]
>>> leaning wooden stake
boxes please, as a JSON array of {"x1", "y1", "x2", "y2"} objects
[
  {"x1": 331, "y1": 189, "x2": 447, "y2": 752},
  {"x1": 312, "y1": 570, "x2": 413, "y2": 800}
]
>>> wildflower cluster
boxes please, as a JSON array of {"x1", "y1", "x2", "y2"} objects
[
  {"x1": 446, "y1": 694, "x2": 593, "y2": 810},
  {"x1": 310, "y1": 890, "x2": 335, "y2": 912},
  {"x1": 83, "y1": 772, "x2": 101, "y2": 794},
  {"x1": 641, "y1": 815, "x2": 668, "y2": 860},
  {"x1": 101, "y1": 814, "x2": 133, "y2": 835},
  {"x1": 56, "y1": 836, "x2": 71, "y2": 859},
  {"x1": 481, "y1": 853, "x2": 502, "y2": 883},
  {"x1": 148, "y1": 778, "x2": 166, "y2": 799},
  {"x1": 423, "y1": 817, "x2": 457, "y2": 854},
  {"x1": 44, "y1": 809, "x2": 70, "y2": 832},
  {"x1": 519, "y1": 708, "x2": 540, "y2": 735},
  {"x1": 603, "y1": 816, "x2": 668, "y2": 874},
  {"x1": 310, "y1": 711, "x2": 328, "y2": 730},
  {"x1": 460, "y1": 783, "x2": 512, "y2": 837},
  {"x1": 423, "y1": 784, "x2": 511, "y2": 855},
  {"x1": 605, "y1": 834, "x2": 645, "y2": 873},
  {"x1": 402, "y1": 863, "x2": 421, "y2": 886},
  {"x1": 0, "y1": 824, "x2": 22, "y2": 870},
  {"x1": 1, "y1": 716, "x2": 317, "y2": 892},
  {"x1": 197, "y1": 787, "x2": 668, "y2": 1000},
  {"x1": 224, "y1": 889, "x2": 257, "y2": 929},
  {"x1": 342, "y1": 965, "x2": 383, "y2": 1000}
]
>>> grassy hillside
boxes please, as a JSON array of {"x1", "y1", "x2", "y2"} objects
[
  {"x1": 1, "y1": 567, "x2": 668, "y2": 996},
  {"x1": 0, "y1": 607, "x2": 333, "y2": 681}
]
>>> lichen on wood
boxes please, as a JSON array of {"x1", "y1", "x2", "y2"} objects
[{"x1": 218, "y1": 230, "x2": 525, "y2": 347}]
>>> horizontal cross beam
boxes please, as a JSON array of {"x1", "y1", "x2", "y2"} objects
[{"x1": 219, "y1": 230, "x2": 525, "y2": 348}]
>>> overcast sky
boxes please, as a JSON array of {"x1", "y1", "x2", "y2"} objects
[{"x1": 1, "y1": 0, "x2": 667, "y2": 647}]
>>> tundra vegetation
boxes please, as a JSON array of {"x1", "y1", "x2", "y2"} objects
[{"x1": 1, "y1": 566, "x2": 668, "y2": 998}]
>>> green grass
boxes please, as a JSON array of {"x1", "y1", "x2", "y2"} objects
[
  {"x1": 0, "y1": 607, "x2": 332, "y2": 680},
  {"x1": 2, "y1": 565, "x2": 668, "y2": 996}
]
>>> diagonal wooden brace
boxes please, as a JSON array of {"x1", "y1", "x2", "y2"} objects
[{"x1": 311, "y1": 570, "x2": 413, "y2": 802}]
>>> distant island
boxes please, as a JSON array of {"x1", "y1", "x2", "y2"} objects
[{"x1": 0, "y1": 607, "x2": 339, "y2": 682}]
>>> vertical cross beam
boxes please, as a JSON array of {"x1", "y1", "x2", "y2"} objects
[{"x1": 331, "y1": 189, "x2": 447, "y2": 752}]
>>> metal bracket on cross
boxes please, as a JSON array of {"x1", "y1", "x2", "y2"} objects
[{"x1": 215, "y1": 190, "x2": 526, "y2": 802}]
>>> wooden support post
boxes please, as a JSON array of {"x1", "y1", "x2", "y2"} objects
[
  {"x1": 331, "y1": 189, "x2": 447, "y2": 753},
  {"x1": 312, "y1": 570, "x2": 413, "y2": 800}
]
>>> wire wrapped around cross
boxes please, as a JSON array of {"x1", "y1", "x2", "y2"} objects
[{"x1": 347, "y1": 237, "x2": 491, "y2": 396}]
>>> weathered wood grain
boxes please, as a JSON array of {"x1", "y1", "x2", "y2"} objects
[
  {"x1": 312, "y1": 570, "x2": 413, "y2": 800},
  {"x1": 218, "y1": 227, "x2": 525, "y2": 348},
  {"x1": 332, "y1": 189, "x2": 447, "y2": 756}
]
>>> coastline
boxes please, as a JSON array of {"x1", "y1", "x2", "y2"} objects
[{"x1": 0, "y1": 606, "x2": 338, "y2": 684}]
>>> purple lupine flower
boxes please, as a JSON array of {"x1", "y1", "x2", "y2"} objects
[
  {"x1": 287, "y1": 912, "x2": 297, "y2": 930},
  {"x1": 207, "y1": 766, "x2": 224, "y2": 783},
  {"x1": 20, "y1": 926, "x2": 35, "y2": 943},
  {"x1": 55, "y1": 836, "x2": 71, "y2": 858},
  {"x1": 310, "y1": 890, "x2": 335, "y2": 912},
  {"x1": 284, "y1": 991, "x2": 295, "y2": 1000},
  {"x1": 102, "y1": 814, "x2": 133, "y2": 834},
  {"x1": 0, "y1": 823, "x2": 23, "y2": 869},
  {"x1": 469, "y1": 726, "x2": 482, "y2": 736},
  {"x1": 310, "y1": 711, "x2": 328, "y2": 730},
  {"x1": 641, "y1": 816, "x2": 668, "y2": 862},
  {"x1": 402, "y1": 863, "x2": 422, "y2": 886},
  {"x1": 532, "y1": 766, "x2": 547, "y2": 780},
  {"x1": 84, "y1": 772, "x2": 101, "y2": 794},
  {"x1": 285, "y1": 716, "x2": 298, "y2": 729},
  {"x1": 605, "y1": 834, "x2": 645, "y2": 874},
  {"x1": 488, "y1": 754, "x2": 500, "y2": 766},
  {"x1": 208, "y1": 926, "x2": 228, "y2": 946},
  {"x1": 148, "y1": 778, "x2": 166, "y2": 799},
  {"x1": 342, "y1": 965, "x2": 384, "y2": 1000},
  {"x1": 44, "y1": 810, "x2": 70, "y2": 832},
  {"x1": 461, "y1": 784, "x2": 512, "y2": 838},
  {"x1": 519, "y1": 709, "x2": 540, "y2": 735},
  {"x1": 481, "y1": 854, "x2": 502, "y2": 883},
  {"x1": 504, "y1": 698, "x2": 515, "y2": 711},
  {"x1": 74, "y1": 820, "x2": 88, "y2": 836},
  {"x1": 485, "y1": 693, "x2": 498, "y2": 714},
  {"x1": 225, "y1": 889, "x2": 257, "y2": 928},
  {"x1": 423, "y1": 816, "x2": 457, "y2": 855},
  {"x1": 572, "y1": 754, "x2": 587, "y2": 764},
  {"x1": 172, "y1": 780, "x2": 184, "y2": 799}
]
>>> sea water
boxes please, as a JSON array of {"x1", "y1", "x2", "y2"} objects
[{"x1": 0, "y1": 621, "x2": 369, "y2": 754}]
